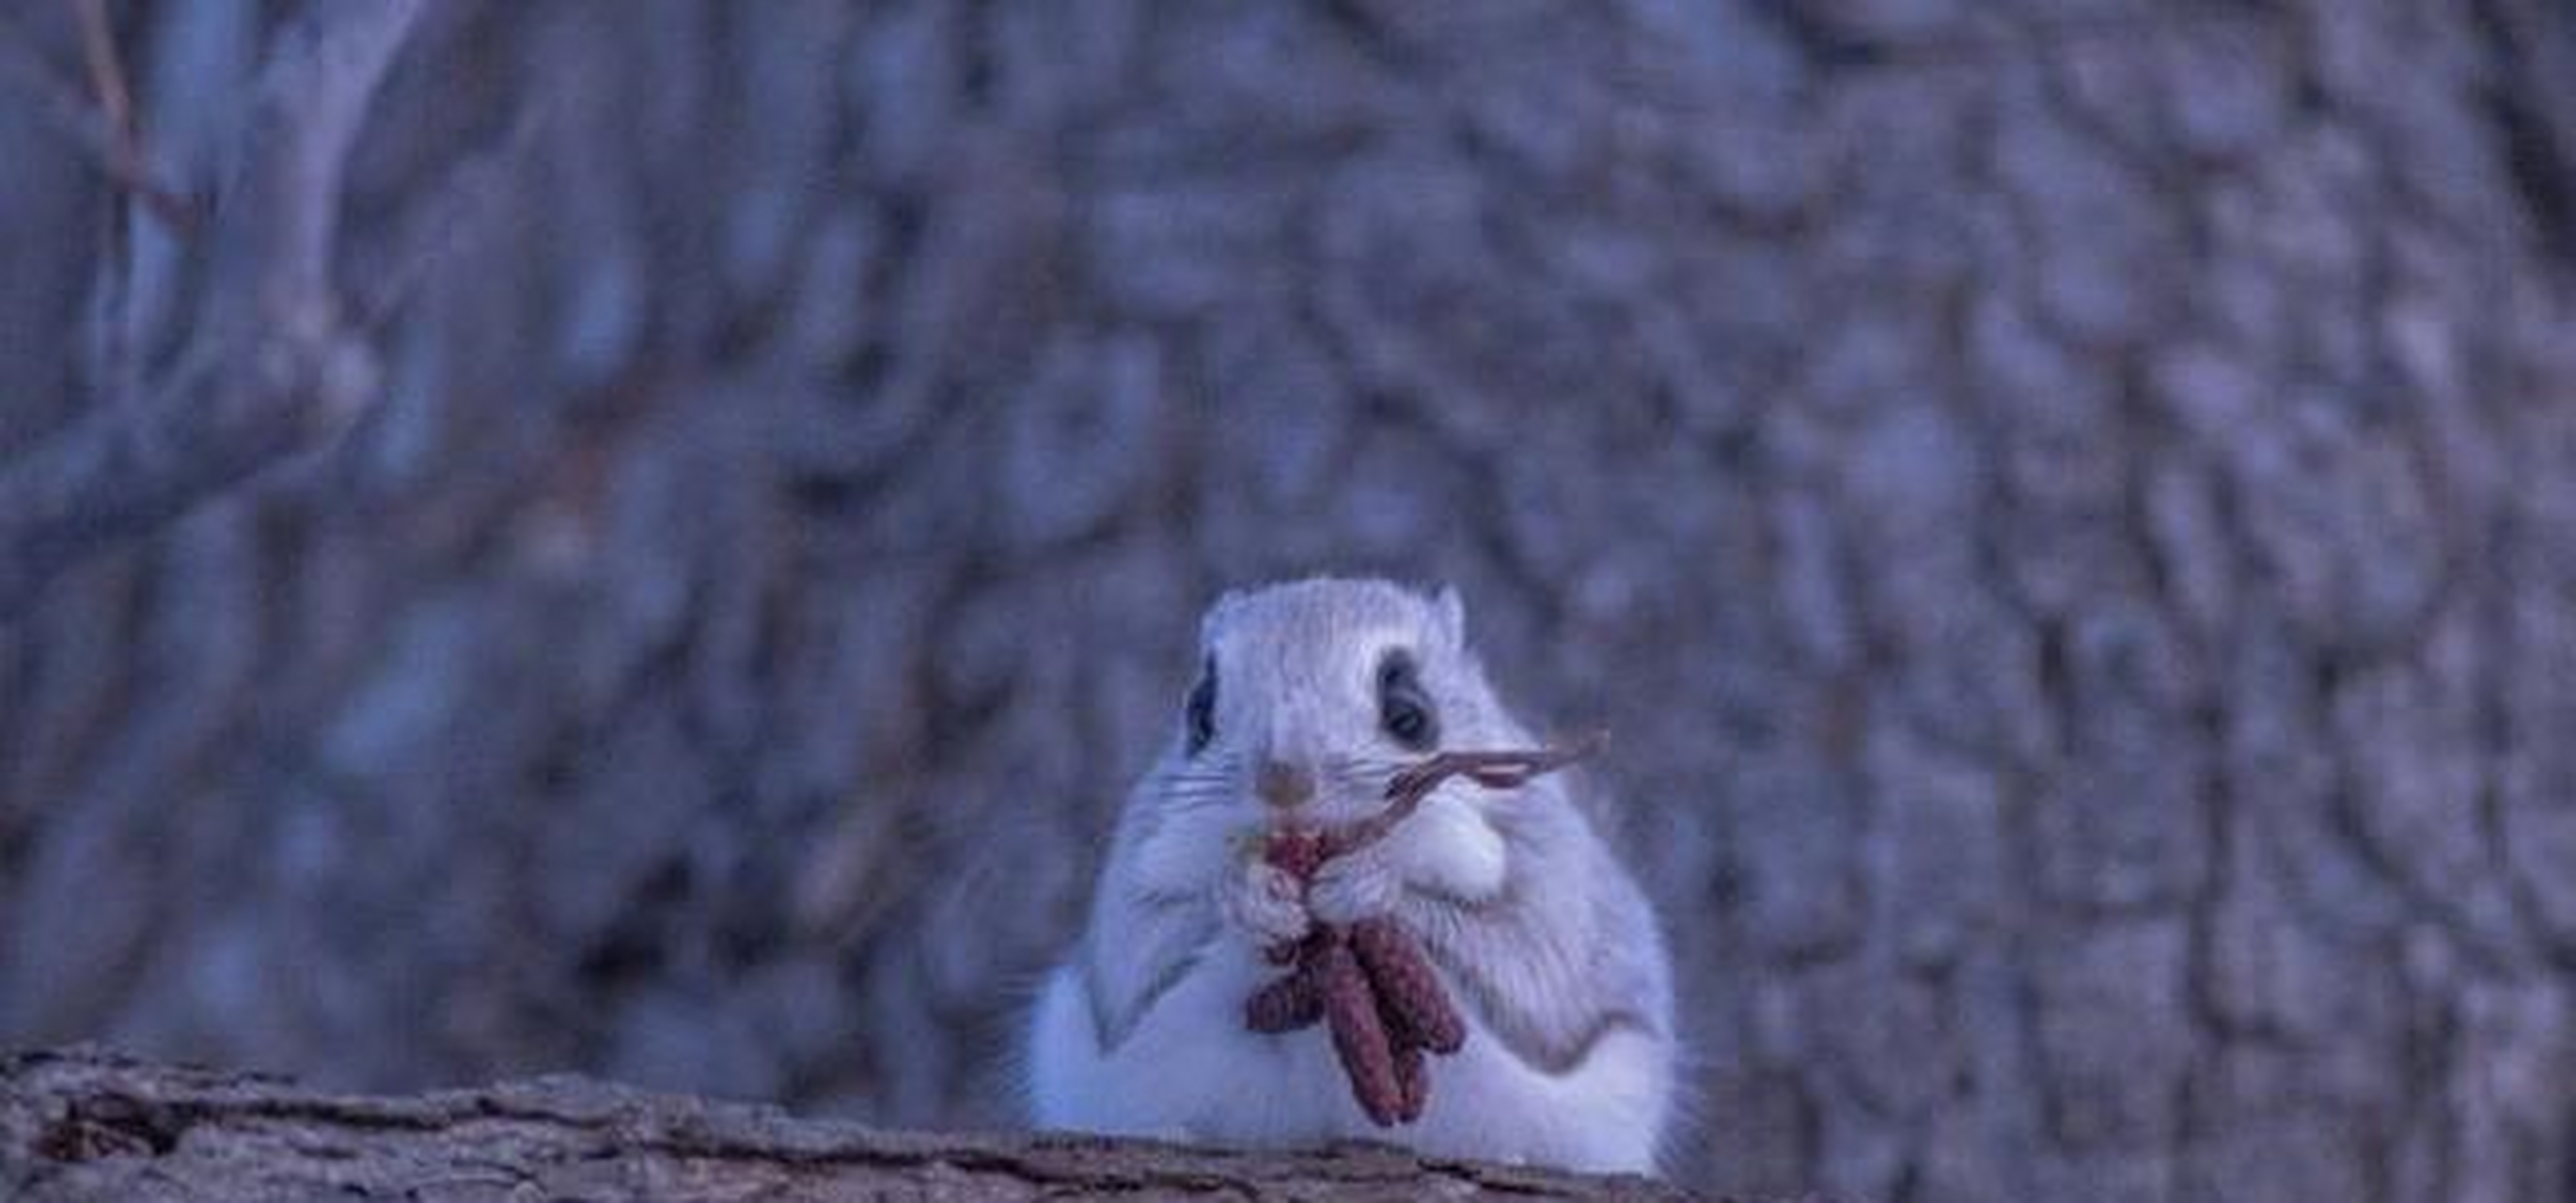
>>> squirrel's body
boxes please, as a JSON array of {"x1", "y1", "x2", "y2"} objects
[{"x1": 1024, "y1": 579, "x2": 1676, "y2": 1174}]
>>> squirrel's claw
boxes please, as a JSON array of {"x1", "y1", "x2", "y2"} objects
[
  {"x1": 1221, "y1": 857, "x2": 1311, "y2": 947},
  {"x1": 1309, "y1": 844, "x2": 1401, "y2": 926}
]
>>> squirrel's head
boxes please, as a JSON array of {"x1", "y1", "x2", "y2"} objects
[{"x1": 1154, "y1": 577, "x2": 1517, "y2": 828}]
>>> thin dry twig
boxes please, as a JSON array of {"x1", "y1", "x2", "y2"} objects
[
  {"x1": 1341, "y1": 727, "x2": 1610, "y2": 856},
  {"x1": 0, "y1": 3, "x2": 197, "y2": 229},
  {"x1": 71, "y1": 0, "x2": 134, "y2": 144}
]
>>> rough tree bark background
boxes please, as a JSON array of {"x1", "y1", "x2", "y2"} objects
[{"x1": 3, "y1": 3, "x2": 2575, "y2": 1201}]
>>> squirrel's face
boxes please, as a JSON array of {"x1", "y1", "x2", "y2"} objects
[{"x1": 1156, "y1": 578, "x2": 1508, "y2": 828}]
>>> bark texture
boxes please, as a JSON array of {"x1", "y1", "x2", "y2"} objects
[
  {"x1": 0, "y1": 1047, "x2": 1722, "y2": 1201},
  {"x1": 4, "y1": 3, "x2": 2576, "y2": 1202}
]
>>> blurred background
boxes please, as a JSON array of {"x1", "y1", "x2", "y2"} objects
[{"x1": 6, "y1": 2, "x2": 2576, "y2": 1200}]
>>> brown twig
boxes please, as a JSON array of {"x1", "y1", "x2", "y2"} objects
[
  {"x1": 1331, "y1": 728, "x2": 1610, "y2": 857},
  {"x1": 71, "y1": 0, "x2": 133, "y2": 145},
  {"x1": 68, "y1": 0, "x2": 195, "y2": 228},
  {"x1": 0, "y1": 2, "x2": 197, "y2": 230}
]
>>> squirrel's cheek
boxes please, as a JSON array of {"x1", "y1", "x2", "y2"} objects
[
  {"x1": 1397, "y1": 809, "x2": 1511, "y2": 902},
  {"x1": 1129, "y1": 806, "x2": 1248, "y2": 896}
]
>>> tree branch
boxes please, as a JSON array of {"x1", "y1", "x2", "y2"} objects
[
  {"x1": 0, "y1": 1048, "x2": 1749, "y2": 1202},
  {"x1": 0, "y1": 7, "x2": 193, "y2": 228},
  {"x1": 0, "y1": 0, "x2": 422, "y2": 620}
]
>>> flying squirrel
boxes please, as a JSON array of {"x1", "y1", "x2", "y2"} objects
[{"x1": 1024, "y1": 578, "x2": 1677, "y2": 1174}]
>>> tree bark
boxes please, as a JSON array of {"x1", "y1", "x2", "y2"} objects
[
  {"x1": 0, "y1": 1047, "x2": 1735, "y2": 1203},
  {"x1": 2, "y1": 4, "x2": 2574, "y2": 1203}
]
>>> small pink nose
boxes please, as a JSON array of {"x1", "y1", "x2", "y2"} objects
[{"x1": 1254, "y1": 759, "x2": 1314, "y2": 809}]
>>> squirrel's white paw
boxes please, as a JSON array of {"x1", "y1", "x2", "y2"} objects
[
  {"x1": 1221, "y1": 857, "x2": 1310, "y2": 947},
  {"x1": 1309, "y1": 845, "x2": 1402, "y2": 926}
]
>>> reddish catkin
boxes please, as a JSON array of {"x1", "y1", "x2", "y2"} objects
[
  {"x1": 1243, "y1": 953, "x2": 1325, "y2": 1033},
  {"x1": 1318, "y1": 940, "x2": 1405, "y2": 1127},
  {"x1": 1390, "y1": 1039, "x2": 1429, "y2": 1123},
  {"x1": 1347, "y1": 916, "x2": 1465, "y2": 1055}
]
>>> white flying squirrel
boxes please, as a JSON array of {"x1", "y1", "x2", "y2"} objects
[{"x1": 1025, "y1": 578, "x2": 1677, "y2": 1174}]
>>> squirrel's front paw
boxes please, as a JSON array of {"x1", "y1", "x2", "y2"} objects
[
  {"x1": 1222, "y1": 856, "x2": 1311, "y2": 948},
  {"x1": 1309, "y1": 845, "x2": 1402, "y2": 926}
]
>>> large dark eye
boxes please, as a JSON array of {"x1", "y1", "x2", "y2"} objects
[
  {"x1": 1185, "y1": 657, "x2": 1217, "y2": 755},
  {"x1": 1377, "y1": 649, "x2": 1438, "y2": 751}
]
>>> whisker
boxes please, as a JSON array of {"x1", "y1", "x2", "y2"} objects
[
  {"x1": 1326, "y1": 755, "x2": 1416, "y2": 773},
  {"x1": 1156, "y1": 766, "x2": 1244, "y2": 781},
  {"x1": 1342, "y1": 772, "x2": 1412, "y2": 788},
  {"x1": 1324, "y1": 762, "x2": 1407, "y2": 778},
  {"x1": 1155, "y1": 798, "x2": 1237, "y2": 816},
  {"x1": 1322, "y1": 766, "x2": 1410, "y2": 789}
]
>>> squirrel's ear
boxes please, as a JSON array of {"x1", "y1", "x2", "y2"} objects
[{"x1": 1432, "y1": 584, "x2": 1467, "y2": 647}]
